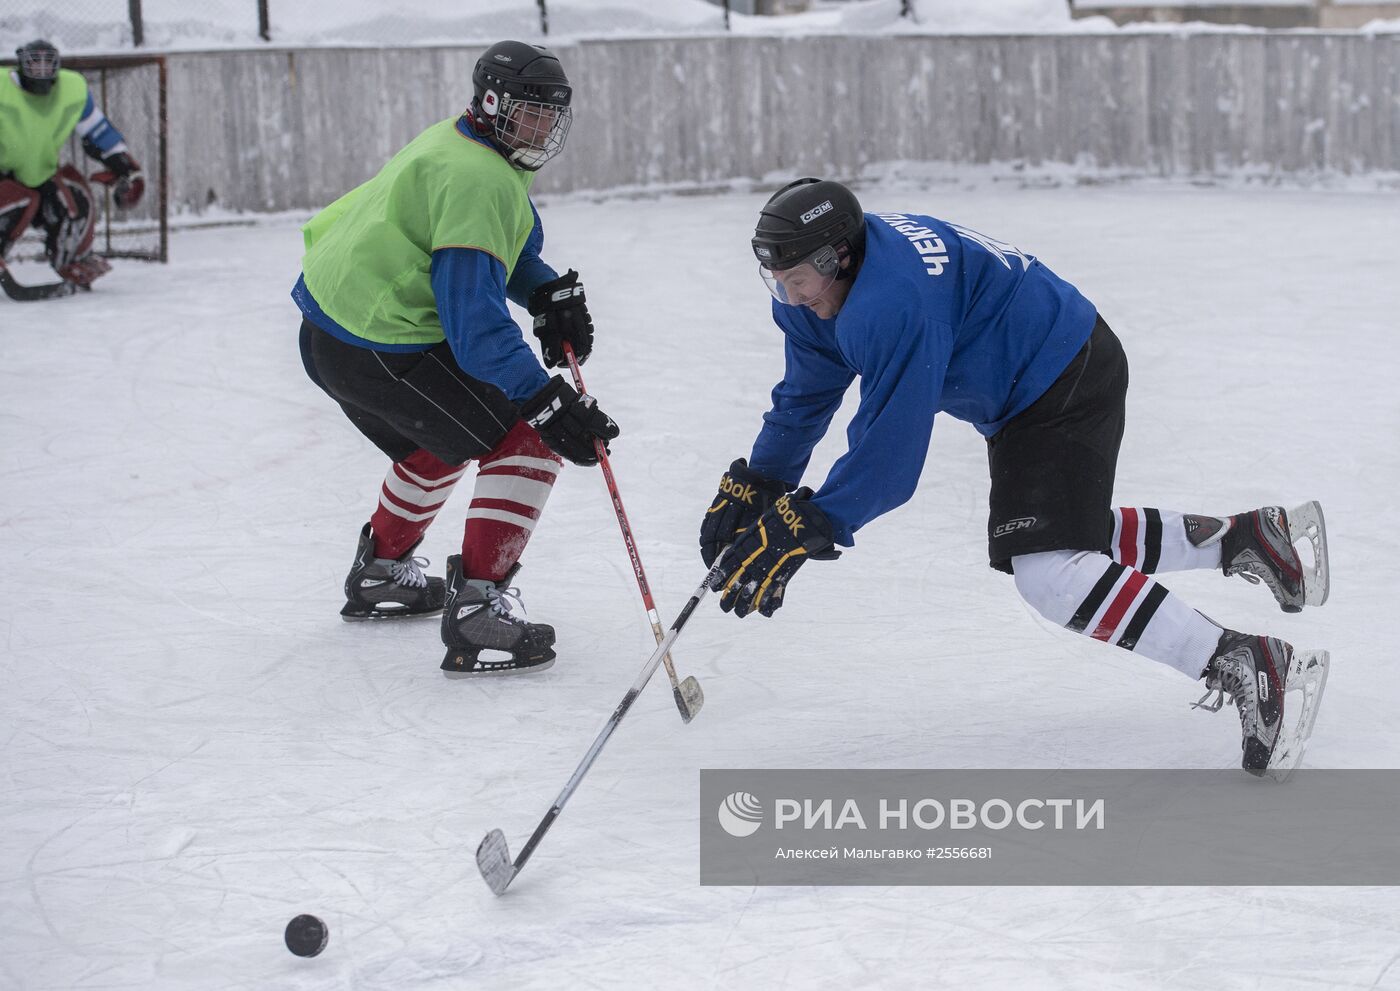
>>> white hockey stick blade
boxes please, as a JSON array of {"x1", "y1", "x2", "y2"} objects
[
  {"x1": 676, "y1": 675, "x2": 704, "y2": 722},
  {"x1": 1288, "y1": 501, "x2": 1330, "y2": 608},
  {"x1": 476, "y1": 828, "x2": 517, "y2": 896},
  {"x1": 1266, "y1": 648, "x2": 1330, "y2": 782}
]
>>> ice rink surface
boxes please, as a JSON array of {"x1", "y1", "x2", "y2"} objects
[{"x1": 3, "y1": 176, "x2": 1399, "y2": 989}]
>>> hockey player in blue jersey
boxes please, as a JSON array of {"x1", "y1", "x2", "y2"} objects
[
  {"x1": 699, "y1": 178, "x2": 1331, "y2": 778},
  {"x1": 0, "y1": 40, "x2": 145, "y2": 296}
]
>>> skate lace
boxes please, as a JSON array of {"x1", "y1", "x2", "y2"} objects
[
  {"x1": 486, "y1": 585, "x2": 530, "y2": 624},
  {"x1": 1192, "y1": 661, "x2": 1256, "y2": 732},
  {"x1": 391, "y1": 556, "x2": 430, "y2": 589},
  {"x1": 1233, "y1": 565, "x2": 1264, "y2": 587}
]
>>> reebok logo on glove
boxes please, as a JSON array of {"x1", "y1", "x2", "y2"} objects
[
  {"x1": 719, "y1": 475, "x2": 759, "y2": 505},
  {"x1": 771, "y1": 494, "x2": 806, "y2": 540}
]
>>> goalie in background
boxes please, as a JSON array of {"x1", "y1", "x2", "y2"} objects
[{"x1": 0, "y1": 39, "x2": 145, "y2": 292}]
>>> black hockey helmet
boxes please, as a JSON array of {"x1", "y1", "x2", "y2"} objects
[
  {"x1": 753, "y1": 178, "x2": 866, "y2": 307},
  {"x1": 752, "y1": 178, "x2": 866, "y2": 272},
  {"x1": 15, "y1": 39, "x2": 60, "y2": 95},
  {"x1": 469, "y1": 40, "x2": 573, "y2": 171}
]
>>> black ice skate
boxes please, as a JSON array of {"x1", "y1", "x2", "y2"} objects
[
  {"x1": 1193, "y1": 629, "x2": 1330, "y2": 780},
  {"x1": 340, "y1": 523, "x2": 446, "y2": 621},
  {"x1": 1186, "y1": 501, "x2": 1329, "y2": 612},
  {"x1": 440, "y1": 555, "x2": 556, "y2": 677}
]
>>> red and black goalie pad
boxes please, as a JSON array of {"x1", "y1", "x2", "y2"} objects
[
  {"x1": 39, "y1": 165, "x2": 108, "y2": 286},
  {"x1": 0, "y1": 179, "x2": 42, "y2": 257}
]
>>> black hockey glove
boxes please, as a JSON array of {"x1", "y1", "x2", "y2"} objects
[
  {"x1": 520, "y1": 375, "x2": 619, "y2": 467},
  {"x1": 713, "y1": 488, "x2": 840, "y2": 619},
  {"x1": 699, "y1": 458, "x2": 791, "y2": 568},
  {"x1": 91, "y1": 152, "x2": 145, "y2": 209},
  {"x1": 528, "y1": 269, "x2": 593, "y2": 368}
]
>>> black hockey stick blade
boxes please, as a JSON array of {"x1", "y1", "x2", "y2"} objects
[
  {"x1": 476, "y1": 828, "x2": 517, "y2": 896},
  {"x1": 674, "y1": 675, "x2": 704, "y2": 723},
  {"x1": 0, "y1": 267, "x2": 77, "y2": 302}
]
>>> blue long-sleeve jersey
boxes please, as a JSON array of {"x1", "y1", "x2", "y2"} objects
[
  {"x1": 76, "y1": 91, "x2": 128, "y2": 159},
  {"x1": 291, "y1": 123, "x2": 556, "y2": 404},
  {"x1": 749, "y1": 212, "x2": 1098, "y2": 547}
]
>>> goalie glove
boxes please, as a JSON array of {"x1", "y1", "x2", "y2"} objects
[
  {"x1": 520, "y1": 375, "x2": 619, "y2": 467},
  {"x1": 528, "y1": 269, "x2": 593, "y2": 368},
  {"x1": 714, "y1": 488, "x2": 839, "y2": 618},
  {"x1": 91, "y1": 152, "x2": 145, "y2": 209},
  {"x1": 699, "y1": 458, "x2": 791, "y2": 568}
]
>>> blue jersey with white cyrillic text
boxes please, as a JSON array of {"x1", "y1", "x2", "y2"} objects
[{"x1": 748, "y1": 211, "x2": 1098, "y2": 546}]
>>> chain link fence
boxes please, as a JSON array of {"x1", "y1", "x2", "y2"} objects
[
  {"x1": 4, "y1": 1, "x2": 268, "y2": 49},
  {"x1": 2, "y1": 1, "x2": 924, "y2": 51},
  {"x1": 3, "y1": 2, "x2": 560, "y2": 49}
]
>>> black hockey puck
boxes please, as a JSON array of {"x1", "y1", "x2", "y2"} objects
[{"x1": 284, "y1": 914, "x2": 328, "y2": 957}]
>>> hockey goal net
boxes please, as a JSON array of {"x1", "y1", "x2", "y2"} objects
[{"x1": 5, "y1": 53, "x2": 168, "y2": 264}]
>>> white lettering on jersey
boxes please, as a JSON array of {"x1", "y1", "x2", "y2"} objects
[
  {"x1": 947, "y1": 223, "x2": 1033, "y2": 272},
  {"x1": 876, "y1": 213, "x2": 951, "y2": 276}
]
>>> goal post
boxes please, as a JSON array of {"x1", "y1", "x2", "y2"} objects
[{"x1": 64, "y1": 53, "x2": 169, "y2": 263}]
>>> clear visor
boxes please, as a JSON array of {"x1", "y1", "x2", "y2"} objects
[
  {"x1": 493, "y1": 98, "x2": 572, "y2": 170},
  {"x1": 759, "y1": 245, "x2": 840, "y2": 306}
]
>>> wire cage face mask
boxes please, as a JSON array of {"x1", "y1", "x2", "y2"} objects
[
  {"x1": 17, "y1": 45, "x2": 60, "y2": 92},
  {"x1": 759, "y1": 244, "x2": 841, "y2": 306},
  {"x1": 484, "y1": 92, "x2": 573, "y2": 171}
]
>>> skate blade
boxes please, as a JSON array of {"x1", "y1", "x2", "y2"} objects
[
  {"x1": 340, "y1": 607, "x2": 442, "y2": 624},
  {"x1": 1266, "y1": 648, "x2": 1330, "y2": 782},
  {"x1": 441, "y1": 646, "x2": 557, "y2": 678},
  {"x1": 476, "y1": 828, "x2": 517, "y2": 896},
  {"x1": 1288, "y1": 501, "x2": 1329, "y2": 608},
  {"x1": 340, "y1": 604, "x2": 444, "y2": 622},
  {"x1": 675, "y1": 676, "x2": 705, "y2": 723}
]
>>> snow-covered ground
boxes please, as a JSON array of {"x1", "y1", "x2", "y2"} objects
[{"x1": 3, "y1": 176, "x2": 1400, "y2": 989}]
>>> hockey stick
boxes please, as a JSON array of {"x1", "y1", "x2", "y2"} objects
[
  {"x1": 0, "y1": 259, "x2": 77, "y2": 302},
  {"x1": 561, "y1": 340, "x2": 704, "y2": 723},
  {"x1": 476, "y1": 557, "x2": 726, "y2": 896}
]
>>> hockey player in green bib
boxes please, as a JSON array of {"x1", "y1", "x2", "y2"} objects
[
  {"x1": 0, "y1": 39, "x2": 145, "y2": 296},
  {"x1": 295, "y1": 41, "x2": 619, "y2": 677}
]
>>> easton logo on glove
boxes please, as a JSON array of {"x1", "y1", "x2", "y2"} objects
[
  {"x1": 520, "y1": 375, "x2": 619, "y2": 467},
  {"x1": 548, "y1": 284, "x2": 584, "y2": 304}
]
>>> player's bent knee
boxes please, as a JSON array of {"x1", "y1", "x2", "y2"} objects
[{"x1": 1012, "y1": 549, "x2": 1108, "y2": 626}]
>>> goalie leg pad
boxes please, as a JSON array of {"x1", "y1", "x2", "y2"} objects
[
  {"x1": 40, "y1": 165, "x2": 108, "y2": 285},
  {"x1": 0, "y1": 179, "x2": 42, "y2": 257}
]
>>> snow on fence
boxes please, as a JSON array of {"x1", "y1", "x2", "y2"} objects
[{"x1": 152, "y1": 33, "x2": 1398, "y2": 214}]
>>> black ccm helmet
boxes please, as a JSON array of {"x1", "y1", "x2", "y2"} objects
[
  {"x1": 752, "y1": 178, "x2": 866, "y2": 274},
  {"x1": 469, "y1": 40, "x2": 573, "y2": 171},
  {"x1": 15, "y1": 39, "x2": 61, "y2": 96}
]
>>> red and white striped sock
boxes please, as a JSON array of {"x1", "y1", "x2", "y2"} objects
[
  {"x1": 1111, "y1": 507, "x2": 1221, "y2": 574},
  {"x1": 1012, "y1": 549, "x2": 1221, "y2": 678},
  {"x1": 460, "y1": 420, "x2": 562, "y2": 583},
  {"x1": 368, "y1": 449, "x2": 465, "y2": 561}
]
